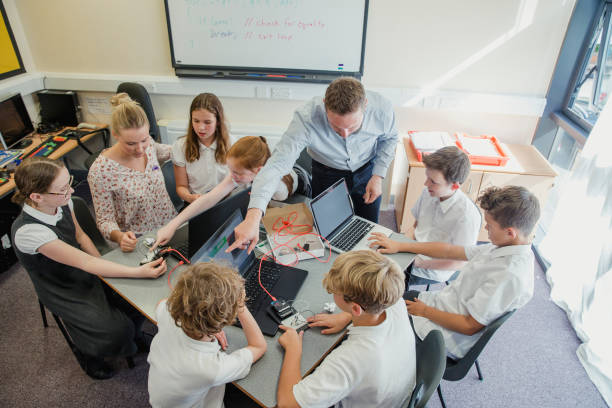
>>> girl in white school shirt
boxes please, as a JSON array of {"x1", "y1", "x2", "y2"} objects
[
  {"x1": 11, "y1": 157, "x2": 166, "y2": 380},
  {"x1": 153, "y1": 135, "x2": 310, "y2": 248},
  {"x1": 172, "y1": 93, "x2": 231, "y2": 204}
]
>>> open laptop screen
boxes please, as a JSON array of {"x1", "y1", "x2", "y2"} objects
[
  {"x1": 190, "y1": 209, "x2": 250, "y2": 273},
  {"x1": 310, "y1": 178, "x2": 354, "y2": 239}
]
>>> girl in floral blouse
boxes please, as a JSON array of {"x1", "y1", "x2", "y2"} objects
[{"x1": 88, "y1": 93, "x2": 177, "y2": 252}]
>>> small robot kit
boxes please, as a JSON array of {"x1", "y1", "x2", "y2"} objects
[{"x1": 270, "y1": 299, "x2": 309, "y2": 332}]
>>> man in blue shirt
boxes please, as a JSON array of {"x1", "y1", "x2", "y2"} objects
[{"x1": 228, "y1": 77, "x2": 398, "y2": 253}]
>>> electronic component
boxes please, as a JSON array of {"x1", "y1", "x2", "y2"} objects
[
  {"x1": 281, "y1": 312, "x2": 309, "y2": 332},
  {"x1": 272, "y1": 299, "x2": 295, "y2": 320}
]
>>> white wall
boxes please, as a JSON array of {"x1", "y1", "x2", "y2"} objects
[{"x1": 2, "y1": 0, "x2": 575, "y2": 145}]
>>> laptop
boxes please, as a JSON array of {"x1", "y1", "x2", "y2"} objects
[
  {"x1": 309, "y1": 178, "x2": 393, "y2": 253},
  {"x1": 191, "y1": 209, "x2": 308, "y2": 336},
  {"x1": 187, "y1": 187, "x2": 251, "y2": 258}
]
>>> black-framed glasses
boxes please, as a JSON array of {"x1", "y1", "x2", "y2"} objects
[{"x1": 46, "y1": 175, "x2": 74, "y2": 199}]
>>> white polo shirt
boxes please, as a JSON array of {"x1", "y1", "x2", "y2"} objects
[
  {"x1": 172, "y1": 137, "x2": 230, "y2": 195},
  {"x1": 292, "y1": 299, "x2": 416, "y2": 408},
  {"x1": 14, "y1": 200, "x2": 75, "y2": 254},
  {"x1": 412, "y1": 244, "x2": 534, "y2": 358},
  {"x1": 411, "y1": 188, "x2": 481, "y2": 281},
  {"x1": 148, "y1": 300, "x2": 253, "y2": 408}
]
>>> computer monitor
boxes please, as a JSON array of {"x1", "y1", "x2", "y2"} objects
[
  {"x1": 37, "y1": 90, "x2": 80, "y2": 127},
  {"x1": 0, "y1": 93, "x2": 34, "y2": 149},
  {"x1": 188, "y1": 187, "x2": 251, "y2": 258}
]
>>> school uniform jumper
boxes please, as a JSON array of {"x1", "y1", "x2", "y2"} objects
[{"x1": 11, "y1": 202, "x2": 136, "y2": 357}]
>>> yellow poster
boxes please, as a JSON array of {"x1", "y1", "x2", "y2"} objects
[{"x1": 0, "y1": 1, "x2": 23, "y2": 78}]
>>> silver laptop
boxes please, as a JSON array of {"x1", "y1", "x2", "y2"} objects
[{"x1": 309, "y1": 178, "x2": 392, "y2": 253}]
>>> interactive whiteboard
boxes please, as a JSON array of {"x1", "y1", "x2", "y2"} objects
[{"x1": 164, "y1": 0, "x2": 368, "y2": 82}]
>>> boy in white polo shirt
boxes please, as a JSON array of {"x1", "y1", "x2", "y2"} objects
[
  {"x1": 147, "y1": 262, "x2": 267, "y2": 408},
  {"x1": 369, "y1": 185, "x2": 539, "y2": 358},
  {"x1": 409, "y1": 146, "x2": 481, "y2": 286},
  {"x1": 275, "y1": 250, "x2": 416, "y2": 408}
]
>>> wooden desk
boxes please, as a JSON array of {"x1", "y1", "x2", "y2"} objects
[
  {"x1": 101, "y1": 228, "x2": 416, "y2": 407},
  {"x1": 0, "y1": 126, "x2": 108, "y2": 199},
  {"x1": 391, "y1": 137, "x2": 558, "y2": 241}
]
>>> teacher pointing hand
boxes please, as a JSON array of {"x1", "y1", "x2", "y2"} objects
[{"x1": 227, "y1": 77, "x2": 398, "y2": 253}]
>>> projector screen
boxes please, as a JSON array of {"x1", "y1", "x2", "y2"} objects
[{"x1": 164, "y1": 0, "x2": 368, "y2": 82}]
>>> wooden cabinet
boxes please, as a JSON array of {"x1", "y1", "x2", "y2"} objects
[{"x1": 392, "y1": 139, "x2": 557, "y2": 242}]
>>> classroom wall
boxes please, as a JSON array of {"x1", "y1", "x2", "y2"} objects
[{"x1": 4, "y1": 0, "x2": 575, "y2": 144}]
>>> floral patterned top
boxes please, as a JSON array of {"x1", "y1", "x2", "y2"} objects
[{"x1": 87, "y1": 140, "x2": 177, "y2": 240}]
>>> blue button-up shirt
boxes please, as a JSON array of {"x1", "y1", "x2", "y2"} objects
[{"x1": 249, "y1": 90, "x2": 398, "y2": 212}]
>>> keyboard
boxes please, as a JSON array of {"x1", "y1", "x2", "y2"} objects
[
  {"x1": 243, "y1": 261, "x2": 282, "y2": 313},
  {"x1": 329, "y1": 218, "x2": 374, "y2": 251},
  {"x1": 59, "y1": 129, "x2": 90, "y2": 138}
]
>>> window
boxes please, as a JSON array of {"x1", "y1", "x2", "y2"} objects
[{"x1": 565, "y1": 2, "x2": 612, "y2": 130}]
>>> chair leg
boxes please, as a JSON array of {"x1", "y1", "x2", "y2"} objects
[
  {"x1": 39, "y1": 300, "x2": 48, "y2": 328},
  {"x1": 475, "y1": 359, "x2": 484, "y2": 380},
  {"x1": 437, "y1": 384, "x2": 447, "y2": 408},
  {"x1": 126, "y1": 356, "x2": 135, "y2": 369}
]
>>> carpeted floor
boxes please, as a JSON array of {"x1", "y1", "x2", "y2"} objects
[{"x1": 0, "y1": 209, "x2": 607, "y2": 407}]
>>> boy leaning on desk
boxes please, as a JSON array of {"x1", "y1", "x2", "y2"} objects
[
  {"x1": 369, "y1": 185, "x2": 540, "y2": 359},
  {"x1": 276, "y1": 250, "x2": 417, "y2": 408},
  {"x1": 147, "y1": 262, "x2": 267, "y2": 408}
]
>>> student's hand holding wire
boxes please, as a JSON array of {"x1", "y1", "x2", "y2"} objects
[
  {"x1": 278, "y1": 325, "x2": 304, "y2": 352},
  {"x1": 405, "y1": 298, "x2": 428, "y2": 317},
  {"x1": 135, "y1": 257, "x2": 167, "y2": 278},
  {"x1": 151, "y1": 223, "x2": 177, "y2": 252},
  {"x1": 307, "y1": 312, "x2": 351, "y2": 334},
  {"x1": 368, "y1": 232, "x2": 401, "y2": 254},
  {"x1": 120, "y1": 231, "x2": 138, "y2": 252},
  {"x1": 213, "y1": 330, "x2": 228, "y2": 350}
]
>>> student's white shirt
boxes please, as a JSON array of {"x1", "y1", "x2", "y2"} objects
[
  {"x1": 292, "y1": 299, "x2": 416, "y2": 408},
  {"x1": 172, "y1": 137, "x2": 229, "y2": 195},
  {"x1": 411, "y1": 188, "x2": 481, "y2": 281},
  {"x1": 14, "y1": 200, "x2": 74, "y2": 254},
  {"x1": 147, "y1": 300, "x2": 253, "y2": 408},
  {"x1": 412, "y1": 244, "x2": 534, "y2": 358},
  {"x1": 271, "y1": 168, "x2": 298, "y2": 201}
]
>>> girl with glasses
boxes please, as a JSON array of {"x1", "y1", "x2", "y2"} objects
[{"x1": 11, "y1": 157, "x2": 167, "y2": 380}]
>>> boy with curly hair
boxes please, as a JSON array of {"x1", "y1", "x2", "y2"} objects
[
  {"x1": 148, "y1": 262, "x2": 267, "y2": 407},
  {"x1": 369, "y1": 185, "x2": 540, "y2": 358},
  {"x1": 276, "y1": 250, "x2": 416, "y2": 408}
]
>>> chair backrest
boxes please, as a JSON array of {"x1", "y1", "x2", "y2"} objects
[
  {"x1": 160, "y1": 160, "x2": 183, "y2": 212},
  {"x1": 116, "y1": 82, "x2": 160, "y2": 142},
  {"x1": 71, "y1": 196, "x2": 112, "y2": 255},
  {"x1": 443, "y1": 309, "x2": 515, "y2": 381},
  {"x1": 403, "y1": 330, "x2": 446, "y2": 408}
]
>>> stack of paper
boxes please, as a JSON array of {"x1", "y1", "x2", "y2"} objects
[
  {"x1": 410, "y1": 132, "x2": 454, "y2": 152},
  {"x1": 457, "y1": 135, "x2": 500, "y2": 157}
]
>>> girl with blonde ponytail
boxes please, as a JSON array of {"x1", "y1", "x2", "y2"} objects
[{"x1": 87, "y1": 93, "x2": 177, "y2": 252}]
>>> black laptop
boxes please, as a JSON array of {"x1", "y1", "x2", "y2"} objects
[
  {"x1": 191, "y1": 209, "x2": 308, "y2": 336},
  {"x1": 188, "y1": 187, "x2": 251, "y2": 258}
]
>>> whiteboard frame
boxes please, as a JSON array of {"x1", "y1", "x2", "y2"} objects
[{"x1": 163, "y1": 0, "x2": 369, "y2": 83}]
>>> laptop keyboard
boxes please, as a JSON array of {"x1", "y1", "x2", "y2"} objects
[
  {"x1": 330, "y1": 218, "x2": 374, "y2": 252},
  {"x1": 243, "y1": 261, "x2": 282, "y2": 313}
]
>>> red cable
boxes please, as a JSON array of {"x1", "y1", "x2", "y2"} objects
[{"x1": 257, "y1": 213, "x2": 332, "y2": 302}]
